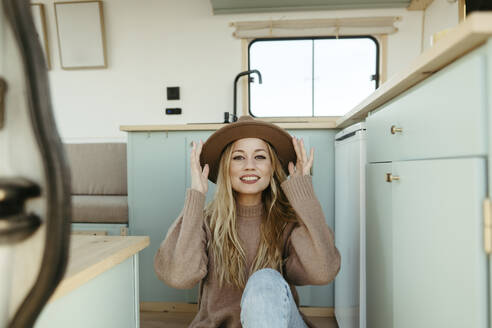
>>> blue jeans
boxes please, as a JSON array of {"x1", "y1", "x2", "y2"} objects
[{"x1": 240, "y1": 269, "x2": 308, "y2": 328}]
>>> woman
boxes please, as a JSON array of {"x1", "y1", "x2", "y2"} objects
[{"x1": 154, "y1": 116, "x2": 341, "y2": 328}]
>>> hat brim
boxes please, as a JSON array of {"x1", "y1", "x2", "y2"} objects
[{"x1": 200, "y1": 120, "x2": 296, "y2": 184}]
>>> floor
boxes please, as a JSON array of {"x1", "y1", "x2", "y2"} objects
[{"x1": 140, "y1": 311, "x2": 339, "y2": 328}]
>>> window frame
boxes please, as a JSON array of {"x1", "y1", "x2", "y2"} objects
[{"x1": 247, "y1": 35, "x2": 381, "y2": 119}]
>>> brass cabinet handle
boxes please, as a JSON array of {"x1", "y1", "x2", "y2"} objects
[
  {"x1": 484, "y1": 198, "x2": 492, "y2": 254},
  {"x1": 386, "y1": 173, "x2": 400, "y2": 182},
  {"x1": 390, "y1": 125, "x2": 403, "y2": 134}
]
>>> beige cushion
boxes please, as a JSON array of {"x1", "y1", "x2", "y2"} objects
[
  {"x1": 65, "y1": 143, "x2": 127, "y2": 195},
  {"x1": 72, "y1": 195, "x2": 128, "y2": 223}
]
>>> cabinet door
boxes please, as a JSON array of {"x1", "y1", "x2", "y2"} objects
[
  {"x1": 366, "y1": 163, "x2": 394, "y2": 328},
  {"x1": 392, "y1": 158, "x2": 487, "y2": 328},
  {"x1": 487, "y1": 38, "x2": 492, "y2": 328},
  {"x1": 289, "y1": 130, "x2": 337, "y2": 307},
  {"x1": 128, "y1": 132, "x2": 188, "y2": 303},
  {"x1": 367, "y1": 47, "x2": 488, "y2": 164},
  {"x1": 35, "y1": 256, "x2": 139, "y2": 328},
  {"x1": 183, "y1": 131, "x2": 215, "y2": 303}
]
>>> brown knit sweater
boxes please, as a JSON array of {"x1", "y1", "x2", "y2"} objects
[{"x1": 154, "y1": 175, "x2": 341, "y2": 328}]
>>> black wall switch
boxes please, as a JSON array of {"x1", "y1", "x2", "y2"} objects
[
  {"x1": 166, "y1": 108, "x2": 182, "y2": 115},
  {"x1": 167, "y1": 87, "x2": 180, "y2": 100}
]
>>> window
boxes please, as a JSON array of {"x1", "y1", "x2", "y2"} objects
[{"x1": 248, "y1": 36, "x2": 379, "y2": 117}]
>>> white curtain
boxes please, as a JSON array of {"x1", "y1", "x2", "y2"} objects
[{"x1": 230, "y1": 16, "x2": 400, "y2": 38}]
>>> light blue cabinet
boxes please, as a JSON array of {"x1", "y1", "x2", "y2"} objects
[
  {"x1": 35, "y1": 255, "x2": 140, "y2": 328},
  {"x1": 391, "y1": 158, "x2": 487, "y2": 328},
  {"x1": 366, "y1": 163, "x2": 393, "y2": 328},
  {"x1": 127, "y1": 129, "x2": 338, "y2": 307},
  {"x1": 367, "y1": 159, "x2": 488, "y2": 328},
  {"x1": 486, "y1": 40, "x2": 492, "y2": 325},
  {"x1": 366, "y1": 39, "x2": 492, "y2": 328},
  {"x1": 367, "y1": 46, "x2": 487, "y2": 163},
  {"x1": 292, "y1": 130, "x2": 337, "y2": 307},
  {"x1": 128, "y1": 131, "x2": 189, "y2": 304}
]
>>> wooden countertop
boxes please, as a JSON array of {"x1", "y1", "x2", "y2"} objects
[
  {"x1": 120, "y1": 121, "x2": 336, "y2": 132},
  {"x1": 120, "y1": 12, "x2": 492, "y2": 132},
  {"x1": 49, "y1": 235, "x2": 149, "y2": 302}
]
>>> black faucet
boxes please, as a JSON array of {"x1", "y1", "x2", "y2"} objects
[{"x1": 228, "y1": 69, "x2": 262, "y2": 123}]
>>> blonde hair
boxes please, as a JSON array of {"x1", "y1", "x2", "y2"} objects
[{"x1": 204, "y1": 141, "x2": 298, "y2": 289}]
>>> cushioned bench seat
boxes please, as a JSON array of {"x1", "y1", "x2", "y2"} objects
[
  {"x1": 65, "y1": 143, "x2": 128, "y2": 224},
  {"x1": 72, "y1": 195, "x2": 128, "y2": 224}
]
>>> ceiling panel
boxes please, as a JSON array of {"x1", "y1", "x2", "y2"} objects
[{"x1": 210, "y1": 0, "x2": 412, "y2": 14}]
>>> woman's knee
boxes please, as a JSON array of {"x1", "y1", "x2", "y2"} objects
[
  {"x1": 240, "y1": 269, "x2": 291, "y2": 327},
  {"x1": 241, "y1": 269, "x2": 288, "y2": 306}
]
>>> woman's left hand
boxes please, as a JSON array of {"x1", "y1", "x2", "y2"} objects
[{"x1": 288, "y1": 137, "x2": 314, "y2": 177}]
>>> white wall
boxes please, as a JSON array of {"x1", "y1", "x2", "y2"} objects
[{"x1": 31, "y1": 0, "x2": 457, "y2": 141}]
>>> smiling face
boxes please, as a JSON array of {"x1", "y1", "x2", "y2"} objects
[{"x1": 229, "y1": 138, "x2": 273, "y2": 205}]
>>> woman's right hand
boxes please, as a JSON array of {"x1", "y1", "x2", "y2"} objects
[{"x1": 190, "y1": 140, "x2": 209, "y2": 194}]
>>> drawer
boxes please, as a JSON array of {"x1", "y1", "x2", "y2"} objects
[{"x1": 367, "y1": 48, "x2": 488, "y2": 163}]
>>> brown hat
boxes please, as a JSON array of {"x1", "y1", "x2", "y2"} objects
[{"x1": 200, "y1": 116, "x2": 296, "y2": 183}]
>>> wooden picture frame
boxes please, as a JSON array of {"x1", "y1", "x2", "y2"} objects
[
  {"x1": 54, "y1": 1, "x2": 107, "y2": 69},
  {"x1": 31, "y1": 3, "x2": 51, "y2": 70}
]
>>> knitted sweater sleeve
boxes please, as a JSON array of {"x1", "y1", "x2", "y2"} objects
[
  {"x1": 154, "y1": 189, "x2": 209, "y2": 289},
  {"x1": 281, "y1": 175, "x2": 341, "y2": 286}
]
